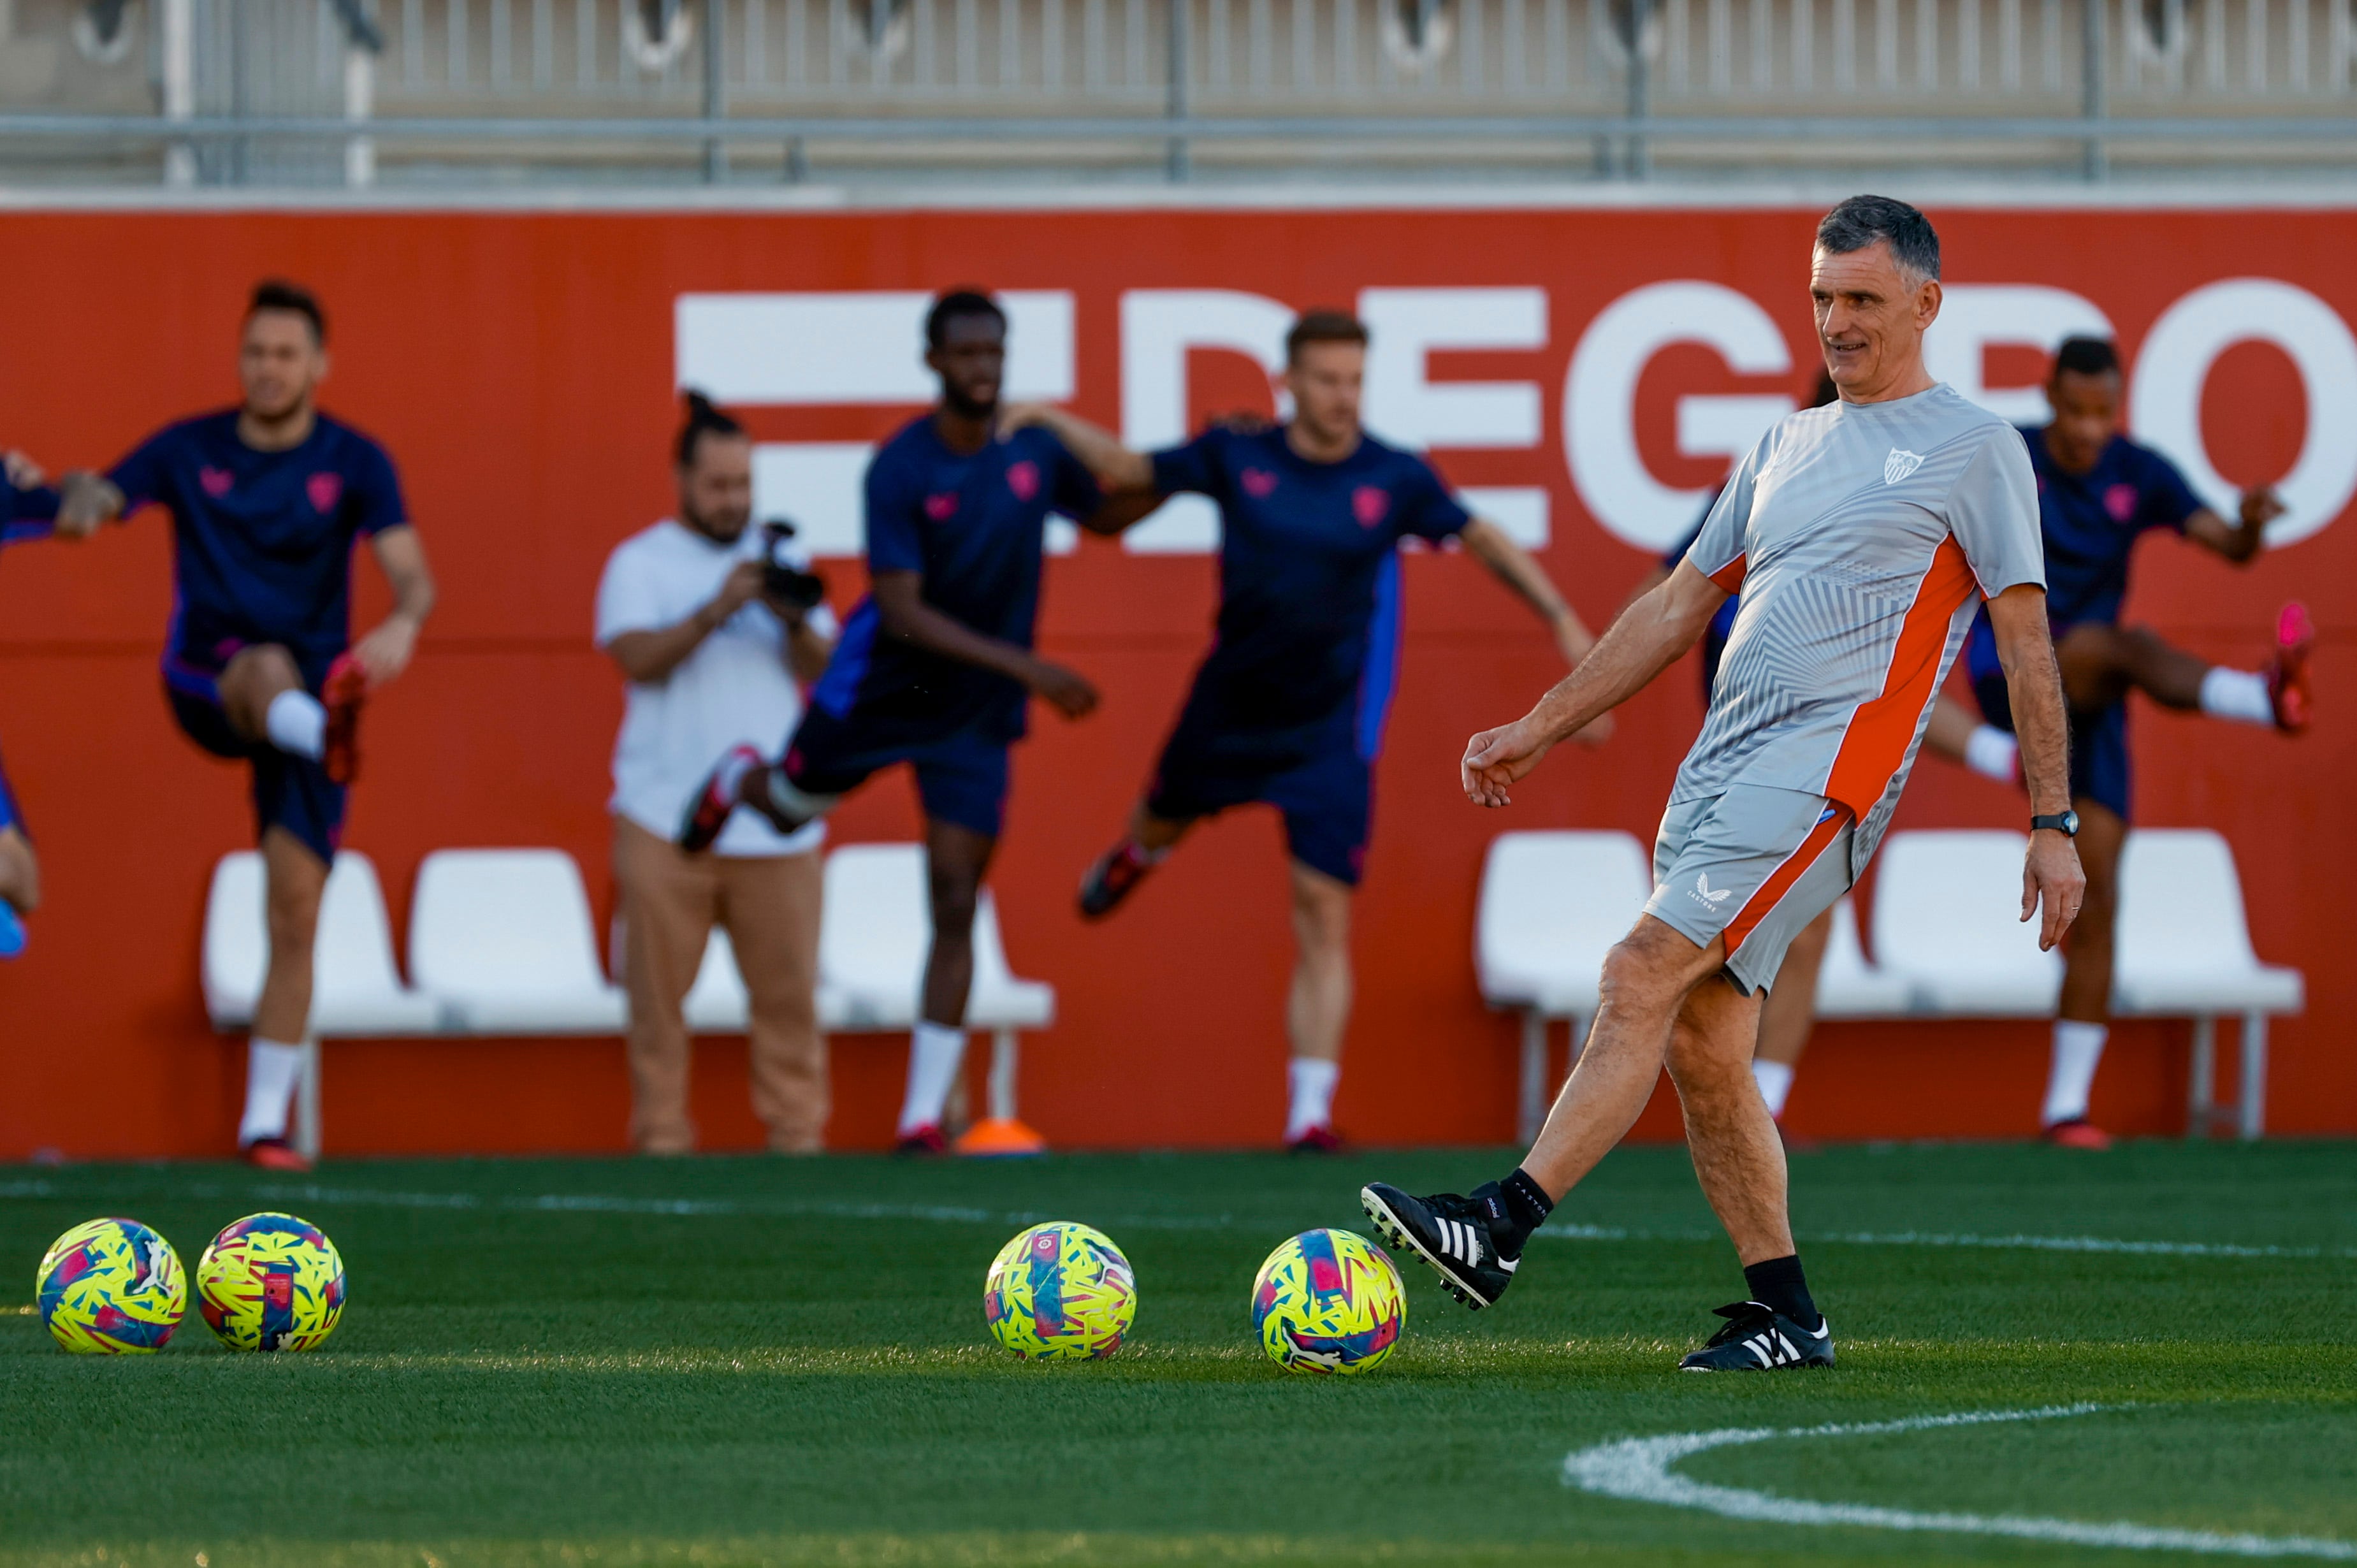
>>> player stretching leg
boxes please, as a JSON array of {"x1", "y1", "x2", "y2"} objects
[
  {"x1": 0, "y1": 449, "x2": 66, "y2": 956},
  {"x1": 60, "y1": 281, "x2": 436, "y2": 1171},
  {"x1": 679, "y1": 291, "x2": 1152, "y2": 1153},
  {"x1": 1003, "y1": 310, "x2": 1602, "y2": 1152},
  {"x1": 1361, "y1": 197, "x2": 2083, "y2": 1368},
  {"x1": 1917, "y1": 335, "x2": 2309, "y2": 1150}
]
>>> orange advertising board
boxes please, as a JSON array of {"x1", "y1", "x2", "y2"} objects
[{"x1": 0, "y1": 200, "x2": 2347, "y2": 1156}]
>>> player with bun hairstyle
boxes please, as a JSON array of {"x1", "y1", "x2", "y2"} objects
[{"x1": 59, "y1": 279, "x2": 437, "y2": 1170}]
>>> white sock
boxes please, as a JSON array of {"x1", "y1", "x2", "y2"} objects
[
  {"x1": 2198, "y1": 667, "x2": 2275, "y2": 727},
  {"x1": 263, "y1": 690, "x2": 328, "y2": 760},
  {"x1": 1752, "y1": 1058, "x2": 1797, "y2": 1119},
  {"x1": 2041, "y1": 1020, "x2": 2108, "y2": 1128},
  {"x1": 1284, "y1": 1057, "x2": 1340, "y2": 1141},
  {"x1": 238, "y1": 1038, "x2": 305, "y2": 1146},
  {"x1": 1963, "y1": 725, "x2": 2020, "y2": 783},
  {"x1": 897, "y1": 1021, "x2": 966, "y2": 1135}
]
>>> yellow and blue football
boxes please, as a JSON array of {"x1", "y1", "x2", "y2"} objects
[
  {"x1": 982, "y1": 1221, "x2": 1136, "y2": 1360},
  {"x1": 196, "y1": 1212, "x2": 346, "y2": 1353},
  {"x1": 35, "y1": 1217, "x2": 187, "y2": 1354},
  {"x1": 1251, "y1": 1228, "x2": 1405, "y2": 1375}
]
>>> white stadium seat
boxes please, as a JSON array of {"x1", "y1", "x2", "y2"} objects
[
  {"x1": 1809, "y1": 897, "x2": 1918, "y2": 1019},
  {"x1": 1871, "y1": 830, "x2": 2062, "y2": 1017},
  {"x1": 407, "y1": 849, "x2": 628, "y2": 1034},
  {"x1": 817, "y1": 841, "x2": 1055, "y2": 1129},
  {"x1": 2113, "y1": 828, "x2": 2302, "y2": 1138},
  {"x1": 201, "y1": 850, "x2": 438, "y2": 1037},
  {"x1": 1472, "y1": 830, "x2": 1652, "y2": 1142}
]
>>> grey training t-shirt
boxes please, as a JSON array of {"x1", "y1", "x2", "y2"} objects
[{"x1": 1678, "y1": 382, "x2": 2045, "y2": 876}]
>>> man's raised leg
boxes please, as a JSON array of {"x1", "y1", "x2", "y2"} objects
[
  {"x1": 2056, "y1": 614, "x2": 2312, "y2": 734},
  {"x1": 240, "y1": 825, "x2": 327, "y2": 1169},
  {"x1": 1363, "y1": 917, "x2": 1722, "y2": 1307},
  {"x1": 895, "y1": 818, "x2": 996, "y2": 1152}
]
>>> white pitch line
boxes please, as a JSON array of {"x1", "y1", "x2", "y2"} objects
[
  {"x1": 4, "y1": 1178, "x2": 2353, "y2": 1259},
  {"x1": 1563, "y1": 1404, "x2": 2357, "y2": 1559}
]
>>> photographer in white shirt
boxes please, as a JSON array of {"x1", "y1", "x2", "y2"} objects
[{"x1": 596, "y1": 393, "x2": 838, "y2": 1154}]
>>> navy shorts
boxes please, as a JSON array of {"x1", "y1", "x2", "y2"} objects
[
  {"x1": 0, "y1": 737, "x2": 24, "y2": 838},
  {"x1": 783, "y1": 702, "x2": 1012, "y2": 840},
  {"x1": 1145, "y1": 703, "x2": 1372, "y2": 887},
  {"x1": 163, "y1": 647, "x2": 346, "y2": 864},
  {"x1": 1973, "y1": 673, "x2": 2131, "y2": 823}
]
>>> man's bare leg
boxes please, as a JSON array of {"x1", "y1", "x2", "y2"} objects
[
  {"x1": 1282, "y1": 859, "x2": 1353, "y2": 1147},
  {"x1": 1750, "y1": 906, "x2": 1829, "y2": 1124},
  {"x1": 894, "y1": 818, "x2": 997, "y2": 1148},
  {"x1": 237, "y1": 825, "x2": 328, "y2": 1163},
  {"x1": 1668, "y1": 974, "x2": 1791, "y2": 1263},
  {"x1": 2040, "y1": 799, "x2": 2125, "y2": 1148},
  {"x1": 2056, "y1": 616, "x2": 2309, "y2": 732},
  {"x1": 1519, "y1": 917, "x2": 1729, "y2": 1197}
]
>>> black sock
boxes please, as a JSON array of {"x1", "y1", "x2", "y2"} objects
[
  {"x1": 1471, "y1": 1167, "x2": 1555, "y2": 1258},
  {"x1": 1741, "y1": 1254, "x2": 1822, "y2": 1332}
]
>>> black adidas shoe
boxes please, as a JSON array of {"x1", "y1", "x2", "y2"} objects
[
  {"x1": 1360, "y1": 1181, "x2": 1520, "y2": 1310},
  {"x1": 1676, "y1": 1300, "x2": 1836, "y2": 1371}
]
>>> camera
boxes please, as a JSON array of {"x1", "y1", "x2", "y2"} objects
[{"x1": 758, "y1": 519, "x2": 827, "y2": 612}]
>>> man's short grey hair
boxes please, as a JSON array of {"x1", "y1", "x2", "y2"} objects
[{"x1": 1815, "y1": 194, "x2": 1941, "y2": 283}]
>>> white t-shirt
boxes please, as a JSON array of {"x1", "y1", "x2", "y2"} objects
[{"x1": 595, "y1": 519, "x2": 833, "y2": 858}]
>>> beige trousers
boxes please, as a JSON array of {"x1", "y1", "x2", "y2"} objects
[{"x1": 612, "y1": 817, "x2": 827, "y2": 1154}]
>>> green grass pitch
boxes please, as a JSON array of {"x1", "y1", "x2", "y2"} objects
[{"x1": 3, "y1": 1140, "x2": 2353, "y2": 1566}]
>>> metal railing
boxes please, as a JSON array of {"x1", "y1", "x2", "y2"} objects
[{"x1": 0, "y1": 0, "x2": 2349, "y2": 184}]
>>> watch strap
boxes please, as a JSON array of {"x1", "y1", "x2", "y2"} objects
[{"x1": 2031, "y1": 812, "x2": 2076, "y2": 835}]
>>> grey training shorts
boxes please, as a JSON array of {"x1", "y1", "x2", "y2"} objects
[{"x1": 1643, "y1": 784, "x2": 1855, "y2": 997}]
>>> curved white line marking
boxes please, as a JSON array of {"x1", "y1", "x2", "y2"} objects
[{"x1": 1563, "y1": 1404, "x2": 2357, "y2": 1559}]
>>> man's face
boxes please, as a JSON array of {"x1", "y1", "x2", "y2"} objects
[
  {"x1": 678, "y1": 432, "x2": 755, "y2": 541},
  {"x1": 927, "y1": 314, "x2": 1005, "y2": 418},
  {"x1": 2043, "y1": 367, "x2": 2124, "y2": 475},
  {"x1": 1809, "y1": 241, "x2": 1941, "y2": 396},
  {"x1": 239, "y1": 309, "x2": 325, "y2": 421},
  {"x1": 1284, "y1": 341, "x2": 1364, "y2": 444}
]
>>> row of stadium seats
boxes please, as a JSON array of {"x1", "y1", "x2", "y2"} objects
[
  {"x1": 1478, "y1": 828, "x2": 2303, "y2": 1144},
  {"x1": 200, "y1": 843, "x2": 1054, "y2": 1156}
]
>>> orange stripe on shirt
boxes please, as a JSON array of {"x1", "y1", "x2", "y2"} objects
[
  {"x1": 1724, "y1": 804, "x2": 1851, "y2": 957},
  {"x1": 1708, "y1": 554, "x2": 1748, "y2": 594},
  {"x1": 1822, "y1": 534, "x2": 1980, "y2": 821}
]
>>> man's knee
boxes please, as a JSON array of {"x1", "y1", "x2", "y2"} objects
[
  {"x1": 927, "y1": 869, "x2": 980, "y2": 936},
  {"x1": 1289, "y1": 866, "x2": 1352, "y2": 952},
  {"x1": 1598, "y1": 922, "x2": 1704, "y2": 1015},
  {"x1": 0, "y1": 830, "x2": 40, "y2": 912}
]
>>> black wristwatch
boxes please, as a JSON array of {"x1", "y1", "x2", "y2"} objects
[{"x1": 2031, "y1": 810, "x2": 2080, "y2": 838}]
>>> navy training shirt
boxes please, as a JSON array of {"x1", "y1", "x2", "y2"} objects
[
  {"x1": 2023, "y1": 426, "x2": 2205, "y2": 630},
  {"x1": 811, "y1": 416, "x2": 1103, "y2": 745},
  {"x1": 1966, "y1": 424, "x2": 2207, "y2": 686},
  {"x1": 1150, "y1": 426, "x2": 1471, "y2": 751},
  {"x1": 107, "y1": 411, "x2": 409, "y2": 679}
]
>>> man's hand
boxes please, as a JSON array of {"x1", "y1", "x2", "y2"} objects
[
  {"x1": 2239, "y1": 486, "x2": 2288, "y2": 534},
  {"x1": 3, "y1": 451, "x2": 45, "y2": 490},
  {"x1": 55, "y1": 472, "x2": 122, "y2": 541},
  {"x1": 1024, "y1": 658, "x2": 1100, "y2": 720},
  {"x1": 2021, "y1": 829, "x2": 2086, "y2": 951},
  {"x1": 1461, "y1": 716, "x2": 1554, "y2": 807},
  {"x1": 351, "y1": 613, "x2": 422, "y2": 685},
  {"x1": 709, "y1": 560, "x2": 767, "y2": 623}
]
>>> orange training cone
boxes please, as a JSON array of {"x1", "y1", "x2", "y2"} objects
[{"x1": 955, "y1": 1117, "x2": 1048, "y2": 1158}]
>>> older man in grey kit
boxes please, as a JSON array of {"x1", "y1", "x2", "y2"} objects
[{"x1": 1362, "y1": 195, "x2": 2086, "y2": 1370}]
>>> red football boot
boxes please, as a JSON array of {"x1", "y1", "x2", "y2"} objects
[
  {"x1": 679, "y1": 744, "x2": 762, "y2": 853},
  {"x1": 2042, "y1": 1118, "x2": 2114, "y2": 1152},
  {"x1": 242, "y1": 1136, "x2": 314, "y2": 1172},
  {"x1": 2268, "y1": 601, "x2": 2314, "y2": 735},
  {"x1": 320, "y1": 653, "x2": 370, "y2": 785},
  {"x1": 894, "y1": 1124, "x2": 949, "y2": 1157}
]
